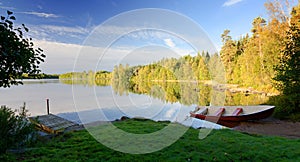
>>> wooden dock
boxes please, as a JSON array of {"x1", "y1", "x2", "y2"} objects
[{"x1": 29, "y1": 114, "x2": 79, "y2": 134}]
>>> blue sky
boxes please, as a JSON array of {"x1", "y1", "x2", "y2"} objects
[{"x1": 0, "y1": 0, "x2": 296, "y2": 73}]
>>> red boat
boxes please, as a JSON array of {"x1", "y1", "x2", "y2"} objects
[{"x1": 190, "y1": 105, "x2": 275, "y2": 128}]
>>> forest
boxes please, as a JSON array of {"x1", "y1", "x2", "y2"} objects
[
  {"x1": 59, "y1": 0, "x2": 299, "y2": 120},
  {"x1": 219, "y1": 0, "x2": 300, "y2": 119},
  {"x1": 219, "y1": 5, "x2": 287, "y2": 93}
]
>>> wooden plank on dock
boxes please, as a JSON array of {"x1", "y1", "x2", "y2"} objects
[{"x1": 29, "y1": 114, "x2": 78, "y2": 134}]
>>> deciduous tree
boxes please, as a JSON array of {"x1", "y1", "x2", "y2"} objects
[{"x1": 0, "y1": 11, "x2": 45, "y2": 87}]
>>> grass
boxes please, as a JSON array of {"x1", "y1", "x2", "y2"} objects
[{"x1": 1, "y1": 118, "x2": 300, "y2": 161}]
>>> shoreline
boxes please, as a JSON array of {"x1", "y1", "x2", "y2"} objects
[{"x1": 233, "y1": 117, "x2": 300, "y2": 139}]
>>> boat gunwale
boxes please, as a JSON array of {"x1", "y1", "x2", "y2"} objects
[{"x1": 195, "y1": 105, "x2": 275, "y2": 117}]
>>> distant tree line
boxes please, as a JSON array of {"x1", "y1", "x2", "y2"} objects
[
  {"x1": 21, "y1": 73, "x2": 59, "y2": 79},
  {"x1": 59, "y1": 70, "x2": 111, "y2": 86},
  {"x1": 59, "y1": 51, "x2": 223, "y2": 87},
  {"x1": 111, "y1": 52, "x2": 224, "y2": 86}
]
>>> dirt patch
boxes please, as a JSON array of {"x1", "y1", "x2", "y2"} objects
[{"x1": 233, "y1": 117, "x2": 300, "y2": 139}]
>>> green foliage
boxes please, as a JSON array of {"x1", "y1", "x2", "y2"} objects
[
  {"x1": 114, "y1": 53, "x2": 211, "y2": 84},
  {"x1": 273, "y1": 4, "x2": 300, "y2": 116},
  {"x1": 5, "y1": 119, "x2": 300, "y2": 161},
  {"x1": 268, "y1": 94, "x2": 300, "y2": 120},
  {"x1": 218, "y1": 1, "x2": 291, "y2": 93},
  {"x1": 220, "y1": 30, "x2": 238, "y2": 82},
  {"x1": 274, "y1": 6, "x2": 300, "y2": 96},
  {"x1": 59, "y1": 70, "x2": 111, "y2": 86},
  {"x1": 0, "y1": 104, "x2": 36, "y2": 154},
  {"x1": 207, "y1": 54, "x2": 226, "y2": 84},
  {"x1": 21, "y1": 73, "x2": 59, "y2": 79},
  {"x1": 0, "y1": 11, "x2": 46, "y2": 87}
]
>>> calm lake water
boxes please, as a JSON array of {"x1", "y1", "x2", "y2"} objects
[{"x1": 0, "y1": 79, "x2": 269, "y2": 127}]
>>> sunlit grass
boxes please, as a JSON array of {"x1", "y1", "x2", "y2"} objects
[{"x1": 2, "y1": 119, "x2": 300, "y2": 161}]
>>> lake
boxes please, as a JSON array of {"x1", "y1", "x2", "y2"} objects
[{"x1": 0, "y1": 79, "x2": 269, "y2": 127}]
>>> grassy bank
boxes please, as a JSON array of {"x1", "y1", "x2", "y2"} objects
[{"x1": 2, "y1": 119, "x2": 300, "y2": 161}]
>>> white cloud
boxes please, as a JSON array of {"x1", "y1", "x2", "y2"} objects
[
  {"x1": 25, "y1": 23, "x2": 216, "y2": 54},
  {"x1": 33, "y1": 39, "x2": 195, "y2": 74},
  {"x1": 38, "y1": 25, "x2": 88, "y2": 34},
  {"x1": 25, "y1": 24, "x2": 92, "y2": 44},
  {"x1": 20, "y1": 11, "x2": 60, "y2": 18},
  {"x1": 34, "y1": 41, "x2": 81, "y2": 73},
  {"x1": 223, "y1": 0, "x2": 243, "y2": 7},
  {"x1": 27, "y1": 24, "x2": 216, "y2": 73},
  {"x1": 0, "y1": 5, "x2": 16, "y2": 10},
  {"x1": 34, "y1": 40, "x2": 127, "y2": 73},
  {"x1": 164, "y1": 38, "x2": 176, "y2": 48}
]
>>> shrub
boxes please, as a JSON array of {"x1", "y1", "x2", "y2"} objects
[
  {"x1": 0, "y1": 103, "x2": 36, "y2": 154},
  {"x1": 268, "y1": 94, "x2": 300, "y2": 121}
]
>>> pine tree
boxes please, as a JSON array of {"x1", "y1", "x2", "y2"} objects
[{"x1": 220, "y1": 30, "x2": 237, "y2": 83}]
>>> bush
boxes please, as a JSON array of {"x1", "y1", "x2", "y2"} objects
[
  {"x1": 0, "y1": 103, "x2": 36, "y2": 154},
  {"x1": 268, "y1": 94, "x2": 300, "y2": 121}
]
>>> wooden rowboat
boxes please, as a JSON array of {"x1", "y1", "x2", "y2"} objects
[{"x1": 190, "y1": 105, "x2": 275, "y2": 128}]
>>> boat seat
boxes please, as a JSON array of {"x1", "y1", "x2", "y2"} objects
[
  {"x1": 198, "y1": 108, "x2": 208, "y2": 115},
  {"x1": 232, "y1": 108, "x2": 243, "y2": 116},
  {"x1": 214, "y1": 108, "x2": 225, "y2": 117}
]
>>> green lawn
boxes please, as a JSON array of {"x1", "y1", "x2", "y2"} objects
[{"x1": 2, "y1": 119, "x2": 300, "y2": 161}]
